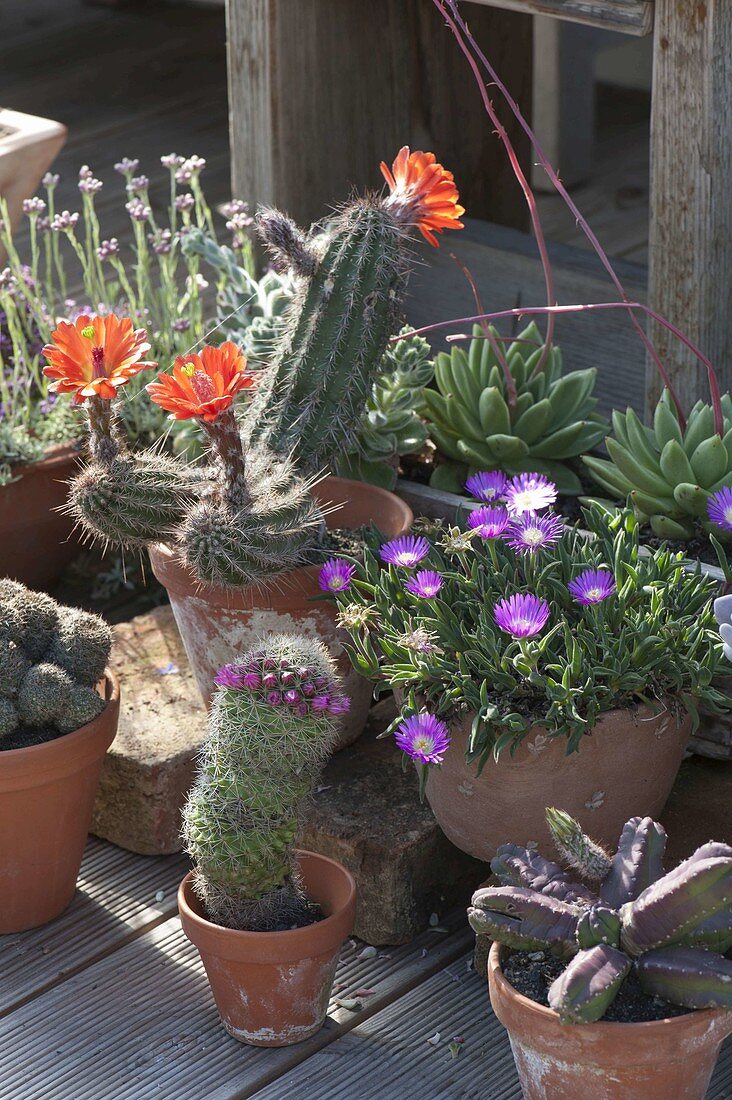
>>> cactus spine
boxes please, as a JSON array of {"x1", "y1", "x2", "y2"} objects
[{"x1": 182, "y1": 634, "x2": 349, "y2": 932}]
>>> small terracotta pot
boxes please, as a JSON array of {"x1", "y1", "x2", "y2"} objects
[
  {"x1": 178, "y1": 849, "x2": 356, "y2": 1046},
  {"x1": 425, "y1": 703, "x2": 691, "y2": 860},
  {"x1": 488, "y1": 943, "x2": 732, "y2": 1100},
  {"x1": 0, "y1": 444, "x2": 81, "y2": 589},
  {"x1": 0, "y1": 669, "x2": 120, "y2": 934},
  {"x1": 149, "y1": 476, "x2": 412, "y2": 749}
]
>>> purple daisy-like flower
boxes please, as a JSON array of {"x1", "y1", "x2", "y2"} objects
[
  {"x1": 506, "y1": 511, "x2": 564, "y2": 554},
  {"x1": 494, "y1": 593, "x2": 550, "y2": 638},
  {"x1": 505, "y1": 473, "x2": 558, "y2": 516},
  {"x1": 465, "y1": 470, "x2": 508, "y2": 503},
  {"x1": 379, "y1": 535, "x2": 430, "y2": 568},
  {"x1": 568, "y1": 569, "x2": 617, "y2": 605},
  {"x1": 707, "y1": 487, "x2": 732, "y2": 533},
  {"x1": 404, "y1": 570, "x2": 443, "y2": 598},
  {"x1": 467, "y1": 505, "x2": 510, "y2": 540},
  {"x1": 395, "y1": 713, "x2": 451, "y2": 765},
  {"x1": 318, "y1": 558, "x2": 356, "y2": 593}
]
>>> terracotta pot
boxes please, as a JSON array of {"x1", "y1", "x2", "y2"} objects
[
  {"x1": 425, "y1": 703, "x2": 691, "y2": 860},
  {"x1": 178, "y1": 849, "x2": 356, "y2": 1046},
  {"x1": 488, "y1": 943, "x2": 732, "y2": 1100},
  {"x1": 0, "y1": 669, "x2": 120, "y2": 933},
  {"x1": 0, "y1": 444, "x2": 81, "y2": 589},
  {"x1": 149, "y1": 476, "x2": 412, "y2": 749}
]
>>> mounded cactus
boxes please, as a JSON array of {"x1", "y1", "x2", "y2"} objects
[
  {"x1": 468, "y1": 809, "x2": 732, "y2": 1023},
  {"x1": 583, "y1": 389, "x2": 732, "y2": 539},
  {"x1": 182, "y1": 634, "x2": 349, "y2": 932},
  {"x1": 423, "y1": 323, "x2": 608, "y2": 495},
  {"x1": 0, "y1": 579, "x2": 112, "y2": 745}
]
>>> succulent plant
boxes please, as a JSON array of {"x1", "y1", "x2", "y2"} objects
[
  {"x1": 182, "y1": 634, "x2": 348, "y2": 931},
  {"x1": 468, "y1": 809, "x2": 732, "y2": 1023},
  {"x1": 583, "y1": 389, "x2": 732, "y2": 539},
  {"x1": 422, "y1": 323, "x2": 608, "y2": 496},
  {"x1": 0, "y1": 579, "x2": 112, "y2": 745}
]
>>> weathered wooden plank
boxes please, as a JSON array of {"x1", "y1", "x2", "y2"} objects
[
  {"x1": 468, "y1": 0, "x2": 654, "y2": 36},
  {"x1": 0, "y1": 840, "x2": 187, "y2": 1017},
  {"x1": 0, "y1": 910, "x2": 472, "y2": 1099},
  {"x1": 646, "y1": 0, "x2": 732, "y2": 412}
]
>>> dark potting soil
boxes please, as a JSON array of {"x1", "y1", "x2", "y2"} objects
[
  {"x1": 302, "y1": 526, "x2": 368, "y2": 565},
  {"x1": 0, "y1": 725, "x2": 67, "y2": 752},
  {"x1": 503, "y1": 950, "x2": 690, "y2": 1024}
]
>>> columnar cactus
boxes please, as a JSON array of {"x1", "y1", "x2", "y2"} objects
[
  {"x1": 0, "y1": 580, "x2": 112, "y2": 744},
  {"x1": 468, "y1": 809, "x2": 732, "y2": 1023},
  {"x1": 182, "y1": 635, "x2": 349, "y2": 932}
]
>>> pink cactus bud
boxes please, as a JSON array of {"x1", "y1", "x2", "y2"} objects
[
  {"x1": 301, "y1": 682, "x2": 316, "y2": 697},
  {"x1": 281, "y1": 671, "x2": 296, "y2": 686},
  {"x1": 262, "y1": 672, "x2": 278, "y2": 689},
  {"x1": 242, "y1": 672, "x2": 262, "y2": 689},
  {"x1": 284, "y1": 689, "x2": 300, "y2": 704},
  {"x1": 266, "y1": 691, "x2": 283, "y2": 706},
  {"x1": 311, "y1": 695, "x2": 331, "y2": 711},
  {"x1": 296, "y1": 702, "x2": 310, "y2": 717}
]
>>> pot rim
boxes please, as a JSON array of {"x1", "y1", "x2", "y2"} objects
[
  {"x1": 488, "y1": 941, "x2": 728, "y2": 1034},
  {"x1": 2, "y1": 441, "x2": 81, "y2": 481}
]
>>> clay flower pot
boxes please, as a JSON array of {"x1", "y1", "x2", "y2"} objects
[
  {"x1": 0, "y1": 669, "x2": 120, "y2": 933},
  {"x1": 178, "y1": 849, "x2": 357, "y2": 1046},
  {"x1": 0, "y1": 444, "x2": 81, "y2": 589},
  {"x1": 150, "y1": 476, "x2": 413, "y2": 749},
  {"x1": 488, "y1": 943, "x2": 732, "y2": 1100},
  {"x1": 425, "y1": 703, "x2": 691, "y2": 860}
]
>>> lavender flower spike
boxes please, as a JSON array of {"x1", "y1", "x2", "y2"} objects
[
  {"x1": 506, "y1": 473, "x2": 558, "y2": 516},
  {"x1": 467, "y1": 505, "x2": 509, "y2": 540},
  {"x1": 568, "y1": 569, "x2": 617, "y2": 605},
  {"x1": 506, "y1": 511, "x2": 564, "y2": 554},
  {"x1": 379, "y1": 535, "x2": 430, "y2": 568},
  {"x1": 318, "y1": 558, "x2": 355, "y2": 593},
  {"x1": 707, "y1": 487, "x2": 732, "y2": 534},
  {"x1": 494, "y1": 593, "x2": 550, "y2": 639},
  {"x1": 395, "y1": 713, "x2": 451, "y2": 765},
  {"x1": 404, "y1": 570, "x2": 443, "y2": 598},
  {"x1": 465, "y1": 470, "x2": 508, "y2": 503}
]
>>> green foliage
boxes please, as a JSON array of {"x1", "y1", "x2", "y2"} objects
[
  {"x1": 583, "y1": 389, "x2": 732, "y2": 539},
  {"x1": 423, "y1": 323, "x2": 608, "y2": 495},
  {"x1": 0, "y1": 580, "x2": 111, "y2": 745},
  {"x1": 468, "y1": 811, "x2": 732, "y2": 1022},
  {"x1": 182, "y1": 634, "x2": 345, "y2": 931}
]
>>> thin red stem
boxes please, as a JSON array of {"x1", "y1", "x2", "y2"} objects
[{"x1": 449, "y1": 252, "x2": 518, "y2": 407}]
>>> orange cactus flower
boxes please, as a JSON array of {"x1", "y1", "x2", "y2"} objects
[
  {"x1": 43, "y1": 314, "x2": 156, "y2": 404},
  {"x1": 146, "y1": 341, "x2": 255, "y2": 422},
  {"x1": 381, "y1": 146, "x2": 465, "y2": 247}
]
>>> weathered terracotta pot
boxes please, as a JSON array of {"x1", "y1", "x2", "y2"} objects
[
  {"x1": 0, "y1": 443, "x2": 81, "y2": 589},
  {"x1": 426, "y1": 703, "x2": 691, "y2": 860},
  {"x1": 178, "y1": 849, "x2": 356, "y2": 1046},
  {"x1": 149, "y1": 476, "x2": 413, "y2": 749},
  {"x1": 0, "y1": 669, "x2": 120, "y2": 934},
  {"x1": 488, "y1": 943, "x2": 732, "y2": 1100}
]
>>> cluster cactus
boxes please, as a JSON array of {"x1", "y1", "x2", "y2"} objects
[
  {"x1": 469, "y1": 808, "x2": 732, "y2": 1023},
  {"x1": 422, "y1": 323, "x2": 608, "y2": 495},
  {"x1": 583, "y1": 389, "x2": 732, "y2": 539},
  {"x1": 182, "y1": 634, "x2": 348, "y2": 931},
  {"x1": 58, "y1": 148, "x2": 461, "y2": 588},
  {"x1": 0, "y1": 579, "x2": 111, "y2": 744}
]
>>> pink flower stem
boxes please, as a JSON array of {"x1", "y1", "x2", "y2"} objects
[{"x1": 449, "y1": 252, "x2": 517, "y2": 407}]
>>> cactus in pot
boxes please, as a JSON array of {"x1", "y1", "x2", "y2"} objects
[
  {"x1": 182, "y1": 634, "x2": 349, "y2": 931},
  {"x1": 423, "y1": 322, "x2": 608, "y2": 495},
  {"x1": 469, "y1": 808, "x2": 732, "y2": 1023}
]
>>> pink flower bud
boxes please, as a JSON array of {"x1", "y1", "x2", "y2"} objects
[
  {"x1": 263, "y1": 672, "x2": 278, "y2": 689},
  {"x1": 242, "y1": 672, "x2": 262, "y2": 689},
  {"x1": 296, "y1": 702, "x2": 310, "y2": 717},
  {"x1": 311, "y1": 695, "x2": 331, "y2": 711},
  {"x1": 266, "y1": 691, "x2": 283, "y2": 706},
  {"x1": 281, "y1": 671, "x2": 296, "y2": 686},
  {"x1": 301, "y1": 682, "x2": 315, "y2": 697},
  {"x1": 284, "y1": 689, "x2": 300, "y2": 704}
]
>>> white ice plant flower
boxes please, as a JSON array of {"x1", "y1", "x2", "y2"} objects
[{"x1": 714, "y1": 594, "x2": 732, "y2": 661}]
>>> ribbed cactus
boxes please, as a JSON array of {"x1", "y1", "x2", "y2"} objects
[
  {"x1": 468, "y1": 809, "x2": 732, "y2": 1023},
  {"x1": 544, "y1": 807, "x2": 613, "y2": 883},
  {"x1": 182, "y1": 634, "x2": 349, "y2": 932},
  {"x1": 423, "y1": 323, "x2": 608, "y2": 496},
  {"x1": 0, "y1": 580, "x2": 111, "y2": 744},
  {"x1": 583, "y1": 389, "x2": 732, "y2": 538}
]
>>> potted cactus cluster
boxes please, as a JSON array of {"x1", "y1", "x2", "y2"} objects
[
  {"x1": 177, "y1": 634, "x2": 356, "y2": 1046},
  {"x1": 0, "y1": 579, "x2": 118, "y2": 932},
  {"x1": 471, "y1": 809, "x2": 732, "y2": 1099}
]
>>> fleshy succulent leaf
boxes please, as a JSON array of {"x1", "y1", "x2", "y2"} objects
[
  {"x1": 468, "y1": 886, "x2": 580, "y2": 958},
  {"x1": 548, "y1": 945, "x2": 631, "y2": 1023}
]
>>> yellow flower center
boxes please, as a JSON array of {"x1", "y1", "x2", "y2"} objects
[
  {"x1": 587, "y1": 587, "x2": 603, "y2": 601},
  {"x1": 523, "y1": 527, "x2": 543, "y2": 545},
  {"x1": 412, "y1": 734, "x2": 435, "y2": 754}
]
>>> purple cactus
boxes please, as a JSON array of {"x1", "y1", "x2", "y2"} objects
[
  {"x1": 468, "y1": 886, "x2": 580, "y2": 959},
  {"x1": 548, "y1": 945, "x2": 631, "y2": 1024},
  {"x1": 491, "y1": 843, "x2": 597, "y2": 906},
  {"x1": 636, "y1": 946, "x2": 732, "y2": 1011},
  {"x1": 600, "y1": 816, "x2": 667, "y2": 909}
]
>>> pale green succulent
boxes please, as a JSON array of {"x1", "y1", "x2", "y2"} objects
[
  {"x1": 583, "y1": 389, "x2": 732, "y2": 539},
  {"x1": 422, "y1": 323, "x2": 608, "y2": 495}
]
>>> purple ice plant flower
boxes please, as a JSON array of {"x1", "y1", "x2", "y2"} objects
[
  {"x1": 568, "y1": 568, "x2": 617, "y2": 606},
  {"x1": 494, "y1": 593, "x2": 550, "y2": 639},
  {"x1": 505, "y1": 473, "x2": 558, "y2": 516},
  {"x1": 707, "y1": 487, "x2": 732, "y2": 534},
  {"x1": 379, "y1": 535, "x2": 430, "y2": 568},
  {"x1": 506, "y1": 511, "x2": 564, "y2": 554},
  {"x1": 318, "y1": 558, "x2": 356, "y2": 593},
  {"x1": 395, "y1": 713, "x2": 451, "y2": 765},
  {"x1": 467, "y1": 505, "x2": 510, "y2": 540},
  {"x1": 404, "y1": 570, "x2": 443, "y2": 598},
  {"x1": 465, "y1": 470, "x2": 508, "y2": 503}
]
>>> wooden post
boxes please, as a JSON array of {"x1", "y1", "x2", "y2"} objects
[
  {"x1": 646, "y1": 0, "x2": 732, "y2": 414},
  {"x1": 225, "y1": 0, "x2": 533, "y2": 230}
]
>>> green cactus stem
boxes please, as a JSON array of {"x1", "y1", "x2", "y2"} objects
[{"x1": 545, "y1": 807, "x2": 613, "y2": 883}]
